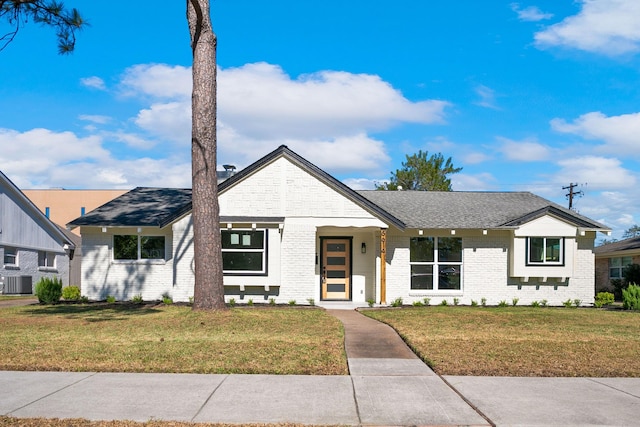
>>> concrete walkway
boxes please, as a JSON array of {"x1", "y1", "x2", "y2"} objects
[{"x1": 1, "y1": 307, "x2": 639, "y2": 425}]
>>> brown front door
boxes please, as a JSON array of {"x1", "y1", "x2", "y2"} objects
[{"x1": 321, "y1": 238, "x2": 351, "y2": 300}]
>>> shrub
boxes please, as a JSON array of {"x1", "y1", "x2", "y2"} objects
[
  {"x1": 412, "y1": 300, "x2": 424, "y2": 306},
  {"x1": 611, "y1": 279, "x2": 625, "y2": 301},
  {"x1": 530, "y1": 300, "x2": 540, "y2": 308},
  {"x1": 131, "y1": 294, "x2": 143, "y2": 304},
  {"x1": 306, "y1": 298, "x2": 315, "y2": 306},
  {"x1": 422, "y1": 297, "x2": 431, "y2": 306},
  {"x1": 391, "y1": 297, "x2": 403, "y2": 307},
  {"x1": 440, "y1": 299, "x2": 448, "y2": 306},
  {"x1": 35, "y1": 277, "x2": 63, "y2": 304},
  {"x1": 563, "y1": 299, "x2": 573, "y2": 308},
  {"x1": 481, "y1": 297, "x2": 487, "y2": 307},
  {"x1": 622, "y1": 284, "x2": 640, "y2": 311},
  {"x1": 453, "y1": 297, "x2": 459, "y2": 306},
  {"x1": 248, "y1": 299, "x2": 254, "y2": 306},
  {"x1": 61, "y1": 285, "x2": 81, "y2": 301},
  {"x1": 106, "y1": 295, "x2": 116, "y2": 303},
  {"x1": 288, "y1": 299, "x2": 296, "y2": 306},
  {"x1": 573, "y1": 299, "x2": 582, "y2": 307},
  {"x1": 161, "y1": 292, "x2": 173, "y2": 305},
  {"x1": 594, "y1": 292, "x2": 614, "y2": 308},
  {"x1": 228, "y1": 297, "x2": 236, "y2": 307},
  {"x1": 367, "y1": 298, "x2": 375, "y2": 308},
  {"x1": 188, "y1": 296, "x2": 194, "y2": 306},
  {"x1": 79, "y1": 295, "x2": 89, "y2": 304},
  {"x1": 540, "y1": 299, "x2": 548, "y2": 307},
  {"x1": 497, "y1": 300, "x2": 508, "y2": 307},
  {"x1": 511, "y1": 297, "x2": 519, "y2": 307},
  {"x1": 471, "y1": 300, "x2": 478, "y2": 307},
  {"x1": 269, "y1": 297, "x2": 276, "y2": 306}
]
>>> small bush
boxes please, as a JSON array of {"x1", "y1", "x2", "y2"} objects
[
  {"x1": 131, "y1": 294, "x2": 143, "y2": 304},
  {"x1": 622, "y1": 284, "x2": 640, "y2": 311},
  {"x1": 440, "y1": 299, "x2": 448, "y2": 306},
  {"x1": 423, "y1": 297, "x2": 431, "y2": 306},
  {"x1": 453, "y1": 297, "x2": 459, "y2": 306},
  {"x1": 412, "y1": 300, "x2": 424, "y2": 306},
  {"x1": 563, "y1": 299, "x2": 573, "y2": 308},
  {"x1": 367, "y1": 298, "x2": 375, "y2": 308},
  {"x1": 481, "y1": 297, "x2": 487, "y2": 307},
  {"x1": 471, "y1": 300, "x2": 478, "y2": 307},
  {"x1": 573, "y1": 299, "x2": 582, "y2": 307},
  {"x1": 188, "y1": 296, "x2": 194, "y2": 306},
  {"x1": 288, "y1": 299, "x2": 296, "y2": 306},
  {"x1": 248, "y1": 299, "x2": 254, "y2": 306},
  {"x1": 594, "y1": 292, "x2": 614, "y2": 308},
  {"x1": 511, "y1": 297, "x2": 519, "y2": 307},
  {"x1": 269, "y1": 297, "x2": 276, "y2": 306},
  {"x1": 497, "y1": 300, "x2": 508, "y2": 307},
  {"x1": 106, "y1": 295, "x2": 116, "y2": 304},
  {"x1": 79, "y1": 295, "x2": 89, "y2": 304},
  {"x1": 530, "y1": 300, "x2": 540, "y2": 308},
  {"x1": 391, "y1": 297, "x2": 403, "y2": 307},
  {"x1": 306, "y1": 298, "x2": 315, "y2": 306},
  {"x1": 540, "y1": 299, "x2": 548, "y2": 307},
  {"x1": 161, "y1": 292, "x2": 173, "y2": 305},
  {"x1": 35, "y1": 277, "x2": 63, "y2": 304},
  {"x1": 61, "y1": 285, "x2": 81, "y2": 301},
  {"x1": 228, "y1": 297, "x2": 236, "y2": 307},
  {"x1": 611, "y1": 278, "x2": 625, "y2": 301}
]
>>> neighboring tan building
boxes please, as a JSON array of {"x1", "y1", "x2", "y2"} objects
[
  {"x1": 69, "y1": 146, "x2": 609, "y2": 306},
  {"x1": 23, "y1": 189, "x2": 129, "y2": 236}
]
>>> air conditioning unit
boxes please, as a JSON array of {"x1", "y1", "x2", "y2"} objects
[{"x1": 3, "y1": 276, "x2": 33, "y2": 294}]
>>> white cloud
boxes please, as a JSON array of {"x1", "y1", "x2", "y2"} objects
[
  {"x1": 452, "y1": 173, "x2": 497, "y2": 191},
  {"x1": 498, "y1": 137, "x2": 551, "y2": 161},
  {"x1": 342, "y1": 178, "x2": 380, "y2": 190},
  {"x1": 80, "y1": 76, "x2": 106, "y2": 90},
  {"x1": 535, "y1": 0, "x2": 640, "y2": 55},
  {"x1": 79, "y1": 115, "x2": 111, "y2": 124},
  {"x1": 462, "y1": 151, "x2": 492, "y2": 165},
  {"x1": 120, "y1": 64, "x2": 191, "y2": 99},
  {"x1": 551, "y1": 111, "x2": 640, "y2": 156},
  {"x1": 554, "y1": 156, "x2": 636, "y2": 190},
  {"x1": 473, "y1": 85, "x2": 499, "y2": 109},
  {"x1": 135, "y1": 101, "x2": 191, "y2": 144},
  {"x1": 511, "y1": 3, "x2": 553, "y2": 22}
]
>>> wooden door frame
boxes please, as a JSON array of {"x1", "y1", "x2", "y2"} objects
[{"x1": 319, "y1": 236, "x2": 353, "y2": 301}]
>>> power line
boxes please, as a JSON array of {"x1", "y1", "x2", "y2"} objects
[{"x1": 563, "y1": 183, "x2": 584, "y2": 210}]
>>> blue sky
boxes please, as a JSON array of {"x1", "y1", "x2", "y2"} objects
[{"x1": 1, "y1": 1, "x2": 639, "y2": 240}]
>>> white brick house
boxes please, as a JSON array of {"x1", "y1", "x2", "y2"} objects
[
  {"x1": 69, "y1": 146, "x2": 609, "y2": 306},
  {"x1": 1, "y1": 171, "x2": 76, "y2": 293}
]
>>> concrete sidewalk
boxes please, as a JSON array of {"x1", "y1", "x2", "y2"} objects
[{"x1": 2, "y1": 308, "x2": 639, "y2": 425}]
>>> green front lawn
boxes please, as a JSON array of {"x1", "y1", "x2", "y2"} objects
[
  {"x1": 363, "y1": 306, "x2": 640, "y2": 377},
  {"x1": 0, "y1": 304, "x2": 347, "y2": 375}
]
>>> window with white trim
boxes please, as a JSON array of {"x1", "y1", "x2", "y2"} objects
[
  {"x1": 38, "y1": 251, "x2": 56, "y2": 268},
  {"x1": 609, "y1": 256, "x2": 632, "y2": 279},
  {"x1": 3, "y1": 247, "x2": 17, "y2": 266},
  {"x1": 527, "y1": 237, "x2": 563, "y2": 265},
  {"x1": 410, "y1": 237, "x2": 462, "y2": 290},
  {"x1": 114, "y1": 235, "x2": 165, "y2": 261},
  {"x1": 221, "y1": 229, "x2": 266, "y2": 274}
]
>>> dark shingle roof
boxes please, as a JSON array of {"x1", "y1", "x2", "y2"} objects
[
  {"x1": 358, "y1": 190, "x2": 608, "y2": 230},
  {"x1": 68, "y1": 187, "x2": 192, "y2": 228},
  {"x1": 594, "y1": 236, "x2": 640, "y2": 255}
]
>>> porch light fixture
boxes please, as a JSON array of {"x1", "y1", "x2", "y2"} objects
[
  {"x1": 101, "y1": 227, "x2": 107, "y2": 233},
  {"x1": 251, "y1": 223, "x2": 257, "y2": 230},
  {"x1": 226, "y1": 223, "x2": 232, "y2": 230},
  {"x1": 418, "y1": 229, "x2": 423, "y2": 235},
  {"x1": 361, "y1": 242, "x2": 366, "y2": 254},
  {"x1": 450, "y1": 229, "x2": 456, "y2": 235},
  {"x1": 137, "y1": 227, "x2": 142, "y2": 233},
  {"x1": 482, "y1": 229, "x2": 488, "y2": 235}
]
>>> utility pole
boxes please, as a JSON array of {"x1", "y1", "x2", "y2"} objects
[{"x1": 563, "y1": 183, "x2": 583, "y2": 210}]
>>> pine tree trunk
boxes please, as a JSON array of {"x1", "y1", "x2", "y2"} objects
[{"x1": 187, "y1": 0, "x2": 226, "y2": 310}]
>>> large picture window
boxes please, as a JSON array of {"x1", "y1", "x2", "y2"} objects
[
  {"x1": 410, "y1": 237, "x2": 462, "y2": 290},
  {"x1": 527, "y1": 237, "x2": 563, "y2": 265},
  {"x1": 221, "y1": 229, "x2": 266, "y2": 274},
  {"x1": 114, "y1": 235, "x2": 165, "y2": 261},
  {"x1": 609, "y1": 256, "x2": 632, "y2": 279}
]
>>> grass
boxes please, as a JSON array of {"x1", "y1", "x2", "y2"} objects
[
  {"x1": 363, "y1": 306, "x2": 640, "y2": 377},
  {"x1": 0, "y1": 304, "x2": 347, "y2": 375}
]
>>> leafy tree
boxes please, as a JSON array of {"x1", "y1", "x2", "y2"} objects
[
  {"x1": 3, "y1": 0, "x2": 226, "y2": 310},
  {"x1": 622, "y1": 225, "x2": 640, "y2": 239},
  {"x1": 0, "y1": 0, "x2": 85, "y2": 53},
  {"x1": 187, "y1": 0, "x2": 225, "y2": 310},
  {"x1": 376, "y1": 150, "x2": 462, "y2": 191}
]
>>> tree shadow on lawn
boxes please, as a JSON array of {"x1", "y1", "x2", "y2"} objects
[{"x1": 18, "y1": 302, "x2": 162, "y2": 322}]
